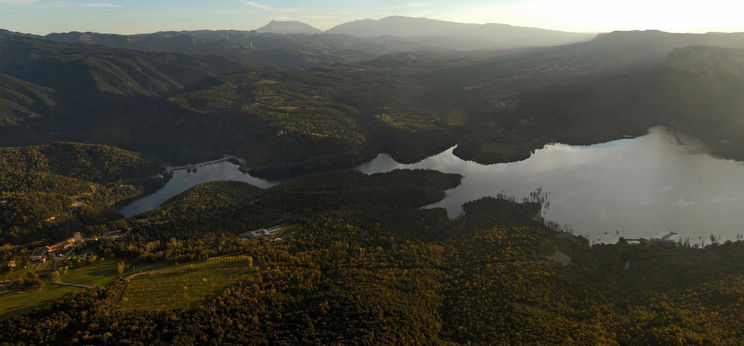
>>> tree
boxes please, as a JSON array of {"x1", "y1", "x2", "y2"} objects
[{"x1": 18, "y1": 272, "x2": 43, "y2": 288}]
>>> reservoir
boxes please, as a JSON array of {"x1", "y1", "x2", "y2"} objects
[
  {"x1": 356, "y1": 127, "x2": 744, "y2": 244},
  {"x1": 121, "y1": 127, "x2": 744, "y2": 245},
  {"x1": 119, "y1": 161, "x2": 278, "y2": 218}
]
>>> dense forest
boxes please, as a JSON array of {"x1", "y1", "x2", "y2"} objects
[
  {"x1": 0, "y1": 142, "x2": 163, "y2": 244},
  {"x1": 4, "y1": 174, "x2": 744, "y2": 344}
]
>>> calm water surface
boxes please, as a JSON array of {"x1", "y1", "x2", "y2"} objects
[
  {"x1": 356, "y1": 127, "x2": 744, "y2": 244},
  {"x1": 119, "y1": 161, "x2": 278, "y2": 218}
]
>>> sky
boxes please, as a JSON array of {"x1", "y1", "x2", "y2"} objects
[{"x1": 2, "y1": 0, "x2": 744, "y2": 35}]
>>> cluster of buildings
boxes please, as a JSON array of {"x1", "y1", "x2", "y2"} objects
[
  {"x1": 240, "y1": 226, "x2": 282, "y2": 240},
  {"x1": 620, "y1": 232, "x2": 679, "y2": 246},
  {"x1": 30, "y1": 232, "x2": 83, "y2": 263},
  {"x1": 1, "y1": 230, "x2": 122, "y2": 271}
]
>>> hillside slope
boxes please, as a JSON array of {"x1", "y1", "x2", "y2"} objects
[
  {"x1": 0, "y1": 35, "x2": 246, "y2": 99},
  {"x1": 0, "y1": 73, "x2": 54, "y2": 127},
  {"x1": 0, "y1": 142, "x2": 163, "y2": 243}
]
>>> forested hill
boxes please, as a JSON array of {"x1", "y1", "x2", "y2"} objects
[
  {"x1": 0, "y1": 33, "x2": 252, "y2": 148},
  {"x1": 662, "y1": 45, "x2": 744, "y2": 159},
  {"x1": 0, "y1": 73, "x2": 55, "y2": 127},
  {"x1": 44, "y1": 30, "x2": 386, "y2": 70},
  {"x1": 0, "y1": 142, "x2": 162, "y2": 183},
  {"x1": 0, "y1": 142, "x2": 163, "y2": 243},
  {"x1": 0, "y1": 34, "x2": 248, "y2": 98}
]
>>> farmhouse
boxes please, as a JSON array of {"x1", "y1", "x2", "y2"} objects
[{"x1": 30, "y1": 233, "x2": 85, "y2": 262}]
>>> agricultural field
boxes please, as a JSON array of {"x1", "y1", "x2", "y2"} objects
[
  {"x1": 0, "y1": 261, "x2": 118, "y2": 319},
  {"x1": 117, "y1": 256, "x2": 253, "y2": 312},
  {"x1": 0, "y1": 259, "x2": 136, "y2": 319}
]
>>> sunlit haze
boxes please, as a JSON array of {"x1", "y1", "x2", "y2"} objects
[{"x1": 1, "y1": 0, "x2": 743, "y2": 34}]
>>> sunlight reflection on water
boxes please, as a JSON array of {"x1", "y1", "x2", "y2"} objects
[{"x1": 356, "y1": 127, "x2": 744, "y2": 244}]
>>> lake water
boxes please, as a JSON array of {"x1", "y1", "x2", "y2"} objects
[
  {"x1": 119, "y1": 161, "x2": 278, "y2": 218},
  {"x1": 356, "y1": 127, "x2": 744, "y2": 244}
]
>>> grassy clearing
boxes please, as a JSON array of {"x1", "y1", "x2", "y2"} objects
[
  {"x1": 118, "y1": 256, "x2": 253, "y2": 312},
  {"x1": 0, "y1": 285, "x2": 80, "y2": 320},
  {"x1": 60, "y1": 261, "x2": 120, "y2": 287}
]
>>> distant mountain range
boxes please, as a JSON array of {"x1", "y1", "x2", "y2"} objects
[
  {"x1": 43, "y1": 29, "x2": 404, "y2": 70},
  {"x1": 255, "y1": 16, "x2": 592, "y2": 49},
  {"x1": 257, "y1": 20, "x2": 322, "y2": 35},
  {"x1": 30, "y1": 17, "x2": 598, "y2": 70},
  {"x1": 36, "y1": 16, "x2": 594, "y2": 55},
  {"x1": 326, "y1": 16, "x2": 592, "y2": 49}
]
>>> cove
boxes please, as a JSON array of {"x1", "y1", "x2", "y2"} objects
[
  {"x1": 356, "y1": 127, "x2": 744, "y2": 244},
  {"x1": 119, "y1": 161, "x2": 278, "y2": 218}
]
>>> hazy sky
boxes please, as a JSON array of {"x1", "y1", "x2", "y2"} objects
[{"x1": 2, "y1": 0, "x2": 743, "y2": 35}]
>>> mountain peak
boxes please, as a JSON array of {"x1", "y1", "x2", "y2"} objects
[{"x1": 256, "y1": 20, "x2": 322, "y2": 35}]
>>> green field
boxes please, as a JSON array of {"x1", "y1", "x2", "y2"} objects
[
  {"x1": 0, "y1": 285, "x2": 80, "y2": 320},
  {"x1": 0, "y1": 260, "x2": 128, "y2": 319},
  {"x1": 60, "y1": 260, "x2": 121, "y2": 287},
  {"x1": 0, "y1": 259, "x2": 200, "y2": 320},
  {"x1": 117, "y1": 256, "x2": 253, "y2": 312}
]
